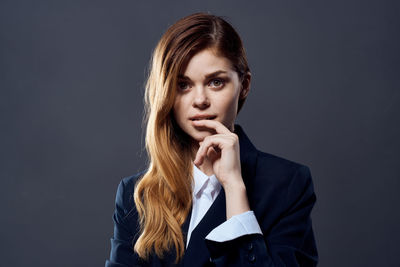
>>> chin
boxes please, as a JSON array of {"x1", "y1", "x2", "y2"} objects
[
  {"x1": 187, "y1": 129, "x2": 209, "y2": 139},
  {"x1": 187, "y1": 127, "x2": 214, "y2": 141}
]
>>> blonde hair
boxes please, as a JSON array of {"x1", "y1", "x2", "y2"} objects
[{"x1": 133, "y1": 12, "x2": 250, "y2": 263}]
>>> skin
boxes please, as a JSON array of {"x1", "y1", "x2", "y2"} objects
[{"x1": 172, "y1": 48, "x2": 252, "y2": 219}]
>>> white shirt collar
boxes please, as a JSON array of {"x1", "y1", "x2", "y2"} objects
[{"x1": 192, "y1": 163, "x2": 220, "y2": 197}]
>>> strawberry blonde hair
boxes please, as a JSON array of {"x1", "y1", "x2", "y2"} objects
[{"x1": 133, "y1": 12, "x2": 250, "y2": 263}]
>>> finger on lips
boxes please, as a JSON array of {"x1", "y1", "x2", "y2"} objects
[
  {"x1": 192, "y1": 119, "x2": 231, "y2": 134},
  {"x1": 193, "y1": 120, "x2": 234, "y2": 166}
]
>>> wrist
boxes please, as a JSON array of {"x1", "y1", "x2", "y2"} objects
[
  {"x1": 223, "y1": 180, "x2": 246, "y2": 195},
  {"x1": 223, "y1": 178, "x2": 250, "y2": 219},
  {"x1": 220, "y1": 172, "x2": 244, "y2": 191}
]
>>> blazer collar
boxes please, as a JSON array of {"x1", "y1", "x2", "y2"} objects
[{"x1": 234, "y1": 124, "x2": 258, "y2": 186}]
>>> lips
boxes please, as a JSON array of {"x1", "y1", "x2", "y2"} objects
[{"x1": 189, "y1": 115, "x2": 217, "y2": 121}]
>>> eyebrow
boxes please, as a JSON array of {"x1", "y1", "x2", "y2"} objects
[{"x1": 178, "y1": 70, "x2": 228, "y2": 80}]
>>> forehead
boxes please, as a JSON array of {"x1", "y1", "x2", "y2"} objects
[{"x1": 178, "y1": 49, "x2": 234, "y2": 79}]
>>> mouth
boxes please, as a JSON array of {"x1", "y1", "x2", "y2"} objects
[{"x1": 190, "y1": 116, "x2": 217, "y2": 121}]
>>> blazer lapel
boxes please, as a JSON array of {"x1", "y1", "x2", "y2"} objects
[
  {"x1": 182, "y1": 188, "x2": 226, "y2": 266},
  {"x1": 152, "y1": 206, "x2": 192, "y2": 266},
  {"x1": 181, "y1": 205, "x2": 192, "y2": 247}
]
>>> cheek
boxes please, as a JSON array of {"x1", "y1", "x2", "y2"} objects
[
  {"x1": 220, "y1": 92, "x2": 239, "y2": 116},
  {"x1": 173, "y1": 97, "x2": 185, "y2": 121}
]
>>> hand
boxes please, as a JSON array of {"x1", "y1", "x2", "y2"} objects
[
  {"x1": 192, "y1": 120, "x2": 243, "y2": 189},
  {"x1": 192, "y1": 120, "x2": 250, "y2": 219}
]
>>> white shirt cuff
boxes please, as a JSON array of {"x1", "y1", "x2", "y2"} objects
[{"x1": 205, "y1": 210, "x2": 263, "y2": 242}]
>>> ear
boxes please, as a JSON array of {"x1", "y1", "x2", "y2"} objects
[{"x1": 239, "y1": 71, "x2": 251, "y2": 99}]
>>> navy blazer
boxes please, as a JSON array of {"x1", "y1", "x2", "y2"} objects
[{"x1": 106, "y1": 124, "x2": 318, "y2": 266}]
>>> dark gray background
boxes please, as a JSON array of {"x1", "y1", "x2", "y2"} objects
[{"x1": 1, "y1": 0, "x2": 399, "y2": 266}]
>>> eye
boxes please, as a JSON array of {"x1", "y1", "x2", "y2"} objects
[
  {"x1": 209, "y1": 78, "x2": 225, "y2": 88},
  {"x1": 177, "y1": 81, "x2": 189, "y2": 91}
]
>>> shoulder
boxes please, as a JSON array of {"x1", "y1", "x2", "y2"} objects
[
  {"x1": 119, "y1": 170, "x2": 146, "y2": 193},
  {"x1": 246, "y1": 150, "x2": 316, "y2": 227},
  {"x1": 256, "y1": 150, "x2": 312, "y2": 180},
  {"x1": 114, "y1": 170, "x2": 147, "y2": 222},
  {"x1": 250, "y1": 150, "x2": 315, "y2": 205},
  {"x1": 236, "y1": 124, "x2": 313, "y2": 191}
]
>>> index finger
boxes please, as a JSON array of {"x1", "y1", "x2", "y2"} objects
[{"x1": 191, "y1": 119, "x2": 232, "y2": 135}]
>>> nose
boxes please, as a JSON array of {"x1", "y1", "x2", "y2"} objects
[{"x1": 192, "y1": 87, "x2": 210, "y2": 109}]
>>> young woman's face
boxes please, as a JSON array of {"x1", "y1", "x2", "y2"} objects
[{"x1": 173, "y1": 48, "x2": 244, "y2": 143}]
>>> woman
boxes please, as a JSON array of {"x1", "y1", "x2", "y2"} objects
[{"x1": 106, "y1": 12, "x2": 318, "y2": 267}]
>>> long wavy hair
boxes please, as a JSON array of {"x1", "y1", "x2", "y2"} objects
[{"x1": 133, "y1": 12, "x2": 251, "y2": 263}]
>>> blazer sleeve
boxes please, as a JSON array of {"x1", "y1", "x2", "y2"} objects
[
  {"x1": 204, "y1": 165, "x2": 318, "y2": 267},
  {"x1": 105, "y1": 179, "x2": 148, "y2": 267}
]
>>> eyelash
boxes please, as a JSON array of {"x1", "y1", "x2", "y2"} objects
[{"x1": 178, "y1": 78, "x2": 226, "y2": 90}]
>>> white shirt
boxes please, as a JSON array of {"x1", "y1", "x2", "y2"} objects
[{"x1": 186, "y1": 163, "x2": 263, "y2": 247}]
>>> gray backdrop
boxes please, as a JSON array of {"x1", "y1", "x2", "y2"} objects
[{"x1": 1, "y1": 0, "x2": 399, "y2": 266}]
